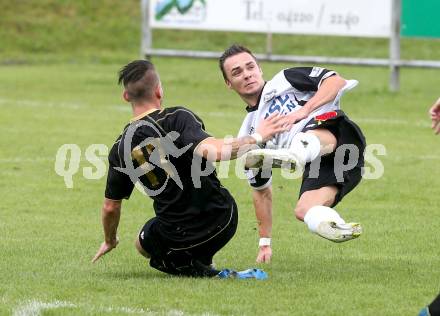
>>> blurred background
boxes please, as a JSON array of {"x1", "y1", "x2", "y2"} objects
[{"x1": 1, "y1": 0, "x2": 439, "y2": 64}]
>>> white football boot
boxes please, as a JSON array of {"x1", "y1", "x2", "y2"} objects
[
  {"x1": 244, "y1": 148, "x2": 305, "y2": 171},
  {"x1": 316, "y1": 221, "x2": 362, "y2": 243}
]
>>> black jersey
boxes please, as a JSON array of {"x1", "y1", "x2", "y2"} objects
[{"x1": 105, "y1": 106, "x2": 234, "y2": 241}]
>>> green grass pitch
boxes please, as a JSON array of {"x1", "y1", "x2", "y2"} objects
[{"x1": 0, "y1": 57, "x2": 439, "y2": 315}]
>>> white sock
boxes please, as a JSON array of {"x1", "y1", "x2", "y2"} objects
[
  {"x1": 303, "y1": 205, "x2": 345, "y2": 233},
  {"x1": 290, "y1": 132, "x2": 321, "y2": 163}
]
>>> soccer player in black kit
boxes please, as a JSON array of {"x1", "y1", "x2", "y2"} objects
[{"x1": 92, "y1": 60, "x2": 289, "y2": 277}]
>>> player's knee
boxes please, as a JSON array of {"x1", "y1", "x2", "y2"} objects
[
  {"x1": 134, "y1": 238, "x2": 151, "y2": 259},
  {"x1": 307, "y1": 129, "x2": 337, "y2": 155},
  {"x1": 294, "y1": 203, "x2": 308, "y2": 221}
]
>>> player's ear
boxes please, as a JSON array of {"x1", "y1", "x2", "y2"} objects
[
  {"x1": 122, "y1": 90, "x2": 130, "y2": 102},
  {"x1": 225, "y1": 79, "x2": 232, "y2": 89},
  {"x1": 155, "y1": 82, "x2": 164, "y2": 99}
]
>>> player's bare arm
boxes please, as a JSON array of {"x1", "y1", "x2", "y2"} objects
[
  {"x1": 253, "y1": 186, "x2": 273, "y2": 263},
  {"x1": 195, "y1": 112, "x2": 290, "y2": 161},
  {"x1": 286, "y1": 75, "x2": 347, "y2": 125},
  {"x1": 92, "y1": 198, "x2": 122, "y2": 263},
  {"x1": 429, "y1": 97, "x2": 440, "y2": 134}
]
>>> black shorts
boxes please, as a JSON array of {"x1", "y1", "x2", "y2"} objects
[
  {"x1": 299, "y1": 110, "x2": 366, "y2": 207},
  {"x1": 138, "y1": 200, "x2": 238, "y2": 277}
]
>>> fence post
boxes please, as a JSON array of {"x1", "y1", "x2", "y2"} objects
[
  {"x1": 141, "y1": 0, "x2": 152, "y2": 59},
  {"x1": 266, "y1": 32, "x2": 273, "y2": 59},
  {"x1": 389, "y1": 0, "x2": 401, "y2": 92}
]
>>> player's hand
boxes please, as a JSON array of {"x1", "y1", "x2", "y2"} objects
[
  {"x1": 256, "y1": 113, "x2": 290, "y2": 141},
  {"x1": 429, "y1": 99, "x2": 440, "y2": 134},
  {"x1": 256, "y1": 245, "x2": 272, "y2": 263},
  {"x1": 284, "y1": 108, "x2": 308, "y2": 127},
  {"x1": 92, "y1": 237, "x2": 119, "y2": 263}
]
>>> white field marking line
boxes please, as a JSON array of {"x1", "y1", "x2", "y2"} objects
[
  {"x1": 112, "y1": 105, "x2": 131, "y2": 112},
  {"x1": 0, "y1": 157, "x2": 55, "y2": 163},
  {"x1": 197, "y1": 111, "x2": 237, "y2": 118},
  {"x1": 13, "y1": 301, "x2": 149, "y2": 316},
  {"x1": 0, "y1": 98, "x2": 85, "y2": 110},
  {"x1": 1, "y1": 98, "x2": 429, "y2": 127},
  {"x1": 418, "y1": 155, "x2": 440, "y2": 160},
  {"x1": 1, "y1": 154, "x2": 439, "y2": 164},
  {"x1": 13, "y1": 300, "x2": 219, "y2": 316},
  {"x1": 385, "y1": 155, "x2": 440, "y2": 161},
  {"x1": 116, "y1": 108, "x2": 429, "y2": 127},
  {"x1": 354, "y1": 117, "x2": 429, "y2": 128},
  {"x1": 354, "y1": 117, "x2": 408, "y2": 125},
  {"x1": 12, "y1": 300, "x2": 76, "y2": 316},
  {"x1": 0, "y1": 97, "x2": 126, "y2": 113},
  {"x1": 184, "y1": 112, "x2": 429, "y2": 127},
  {"x1": 0, "y1": 158, "x2": 106, "y2": 163},
  {"x1": 89, "y1": 305, "x2": 152, "y2": 315},
  {"x1": 92, "y1": 307, "x2": 218, "y2": 316},
  {"x1": 110, "y1": 107, "x2": 239, "y2": 120},
  {"x1": 187, "y1": 112, "x2": 430, "y2": 127}
]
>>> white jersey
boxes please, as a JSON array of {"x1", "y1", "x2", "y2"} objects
[
  {"x1": 238, "y1": 66, "x2": 358, "y2": 189},
  {"x1": 238, "y1": 67, "x2": 357, "y2": 149}
]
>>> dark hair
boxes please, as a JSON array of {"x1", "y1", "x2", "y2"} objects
[
  {"x1": 118, "y1": 60, "x2": 159, "y2": 102},
  {"x1": 219, "y1": 44, "x2": 257, "y2": 80}
]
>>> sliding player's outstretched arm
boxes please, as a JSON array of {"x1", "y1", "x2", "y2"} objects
[
  {"x1": 92, "y1": 198, "x2": 121, "y2": 263},
  {"x1": 195, "y1": 113, "x2": 289, "y2": 161}
]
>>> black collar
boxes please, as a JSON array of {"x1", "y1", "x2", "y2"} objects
[{"x1": 245, "y1": 82, "x2": 266, "y2": 113}]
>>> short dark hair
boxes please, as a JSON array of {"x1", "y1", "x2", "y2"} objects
[
  {"x1": 219, "y1": 44, "x2": 257, "y2": 80},
  {"x1": 118, "y1": 60, "x2": 160, "y2": 102}
]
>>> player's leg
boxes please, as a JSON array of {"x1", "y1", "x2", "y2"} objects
[
  {"x1": 429, "y1": 293, "x2": 440, "y2": 315},
  {"x1": 136, "y1": 200, "x2": 238, "y2": 278},
  {"x1": 245, "y1": 110, "x2": 365, "y2": 172},
  {"x1": 183, "y1": 200, "x2": 239, "y2": 277},
  {"x1": 244, "y1": 128, "x2": 336, "y2": 170},
  {"x1": 135, "y1": 238, "x2": 150, "y2": 258},
  {"x1": 135, "y1": 217, "x2": 222, "y2": 277},
  {"x1": 294, "y1": 185, "x2": 338, "y2": 221},
  {"x1": 136, "y1": 218, "x2": 184, "y2": 275},
  {"x1": 278, "y1": 128, "x2": 336, "y2": 166},
  {"x1": 296, "y1": 111, "x2": 365, "y2": 242},
  {"x1": 136, "y1": 217, "x2": 157, "y2": 259},
  {"x1": 419, "y1": 293, "x2": 440, "y2": 316},
  {"x1": 295, "y1": 185, "x2": 362, "y2": 242},
  {"x1": 307, "y1": 128, "x2": 337, "y2": 156},
  {"x1": 296, "y1": 150, "x2": 364, "y2": 243}
]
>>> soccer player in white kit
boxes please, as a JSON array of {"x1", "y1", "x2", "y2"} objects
[{"x1": 219, "y1": 45, "x2": 366, "y2": 263}]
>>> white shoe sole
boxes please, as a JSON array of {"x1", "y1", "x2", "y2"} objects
[
  {"x1": 245, "y1": 149, "x2": 303, "y2": 171},
  {"x1": 316, "y1": 222, "x2": 362, "y2": 243}
]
